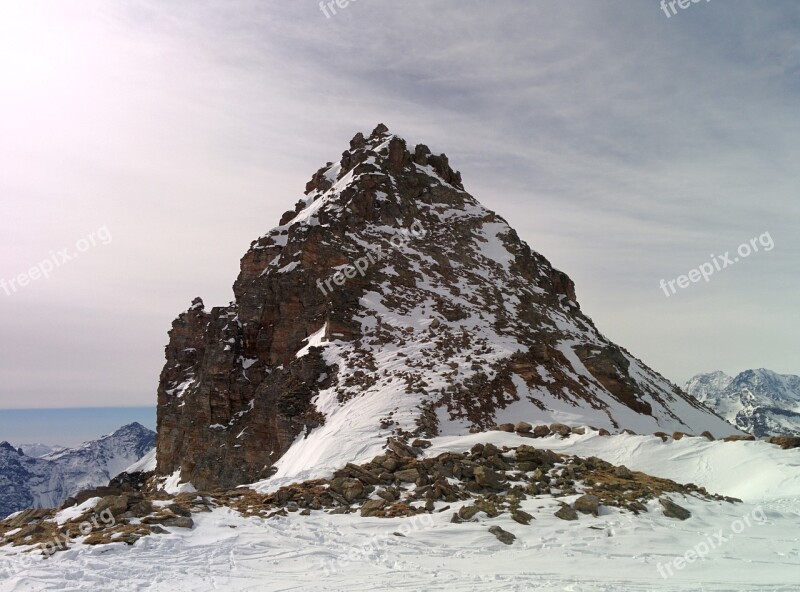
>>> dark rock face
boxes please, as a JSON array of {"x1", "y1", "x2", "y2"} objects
[{"x1": 155, "y1": 124, "x2": 737, "y2": 490}]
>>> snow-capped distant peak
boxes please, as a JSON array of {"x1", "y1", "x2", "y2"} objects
[
  {"x1": 0, "y1": 423, "x2": 155, "y2": 519},
  {"x1": 685, "y1": 369, "x2": 800, "y2": 437}
]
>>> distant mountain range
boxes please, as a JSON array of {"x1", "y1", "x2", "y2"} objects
[
  {"x1": 685, "y1": 369, "x2": 800, "y2": 437},
  {"x1": 0, "y1": 422, "x2": 155, "y2": 518}
]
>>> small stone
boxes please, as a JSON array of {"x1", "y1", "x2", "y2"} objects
[
  {"x1": 511, "y1": 509, "x2": 535, "y2": 525},
  {"x1": 573, "y1": 494, "x2": 601, "y2": 516},
  {"x1": 515, "y1": 422, "x2": 533, "y2": 433},
  {"x1": 488, "y1": 525, "x2": 516, "y2": 545},
  {"x1": 768, "y1": 436, "x2": 800, "y2": 449},
  {"x1": 614, "y1": 466, "x2": 634, "y2": 480},
  {"x1": 554, "y1": 505, "x2": 579, "y2": 521},
  {"x1": 166, "y1": 503, "x2": 192, "y2": 517},
  {"x1": 473, "y1": 466, "x2": 504, "y2": 490},
  {"x1": 394, "y1": 468, "x2": 420, "y2": 483},
  {"x1": 723, "y1": 435, "x2": 756, "y2": 442},
  {"x1": 161, "y1": 516, "x2": 194, "y2": 529},
  {"x1": 458, "y1": 505, "x2": 480, "y2": 520},
  {"x1": 533, "y1": 425, "x2": 551, "y2": 438},
  {"x1": 701, "y1": 431, "x2": 715, "y2": 441},
  {"x1": 660, "y1": 498, "x2": 691, "y2": 520},
  {"x1": 496, "y1": 423, "x2": 515, "y2": 433},
  {"x1": 361, "y1": 499, "x2": 387, "y2": 517},
  {"x1": 148, "y1": 525, "x2": 169, "y2": 534},
  {"x1": 549, "y1": 423, "x2": 571, "y2": 437}
]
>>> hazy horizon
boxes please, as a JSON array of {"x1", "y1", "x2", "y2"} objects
[{"x1": 0, "y1": 407, "x2": 156, "y2": 448}]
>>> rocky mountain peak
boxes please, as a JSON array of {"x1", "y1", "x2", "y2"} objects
[{"x1": 155, "y1": 126, "x2": 739, "y2": 491}]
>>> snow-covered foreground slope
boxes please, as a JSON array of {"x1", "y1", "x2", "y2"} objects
[{"x1": 1, "y1": 433, "x2": 798, "y2": 591}]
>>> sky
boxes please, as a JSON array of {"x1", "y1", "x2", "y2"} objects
[
  {"x1": 1, "y1": 0, "x2": 799, "y2": 420},
  {"x1": 0, "y1": 407, "x2": 155, "y2": 448}
]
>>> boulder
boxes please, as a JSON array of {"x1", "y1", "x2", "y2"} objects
[
  {"x1": 574, "y1": 494, "x2": 601, "y2": 516},
  {"x1": 473, "y1": 466, "x2": 504, "y2": 490},
  {"x1": 458, "y1": 505, "x2": 480, "y2": 521},
  {"x1": 395, "y1": 468, "x2": 421, "y2": 484},
  {"x1": 660, "y1": 498, "x2": 691, "y2": 520},
  {"x1": 515, "y1": 422, "x2": 533, "y2": 433},
  {"x1": 549, "y1": 423, "x2": 571, "y2": 437},
  {"x1": 488, "y1": 525, "x2": 516, "y2": 545},
  {"x1": 554, "y1": 505, "x2": 579, "y2": 521},
  {"x1": 95, "y1": 495, "x2": 129, "y2": 518},
  {"x1": 360, "y1": 499, "x2": 387, "y2": 517},
  {"x1": 768, "y1": 436, "x2": 800, "y2": 449},
  {"x1": 511, "y1": 509, "x2": 535, "y2": 525}
]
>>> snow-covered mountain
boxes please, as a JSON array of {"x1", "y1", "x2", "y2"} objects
[
  {"x1": 17, "y1": 444, "x2": 65, "y2": 458},
  {"x1": 0, "y1": 423, "x2": 155, "y2": 518},
  {"x1": 155, "y1": 124, "x2": 740, "y2": 492},
  {"x1": 685, "y1": 369, "x2": 800, "y2": 437}
]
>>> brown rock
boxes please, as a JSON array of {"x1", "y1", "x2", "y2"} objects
[
  {"x1": 95, "y1": 495, "x2": 129, "y2": 518},
  {"x1": 395, "y1": 469, "x2": 420, "y2": 483},
  {"x1": 660, "y1": 498, "x2": 691, "y2": 520},
  {"x1": 360, "y1": 499, "x2": 387, "y2": 517},
  {"x1": 574, "y1": 494, "x2": 601, "y2": 516},
  {"x1": 488, "y1": 525, "x2": 516, "y2": 545},
  {"x1": 473, "y1": 466, "x2": 504, "y2": 490},
  {"x1": 533, "y1": 425, "x2": 551, "y2": 438},
  {"x1": 723, "y1": 435, "x2": 756, "y2": 442},
  {"x1": 768, "y1": 436, "x2": 800, "y2": 449},
  {"x1": 554, "y1": 505, "x2": 579, "y2": 521}
]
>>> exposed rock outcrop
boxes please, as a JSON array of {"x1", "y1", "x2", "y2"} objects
[{"x1": 155, "y1": 125, "x2": 739, "y2": 490}]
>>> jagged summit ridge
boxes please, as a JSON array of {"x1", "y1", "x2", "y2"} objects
[{"x1": 155, "y1": 125, "x2": 739, "y2": 491}]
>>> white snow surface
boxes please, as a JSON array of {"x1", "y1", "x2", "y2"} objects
[
  {"x1": 1, "y1": 432, "x2": 798, "y2": 591},
  {"x1": 122, "y1": 449, "x2": 157, "y2": 474}
]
